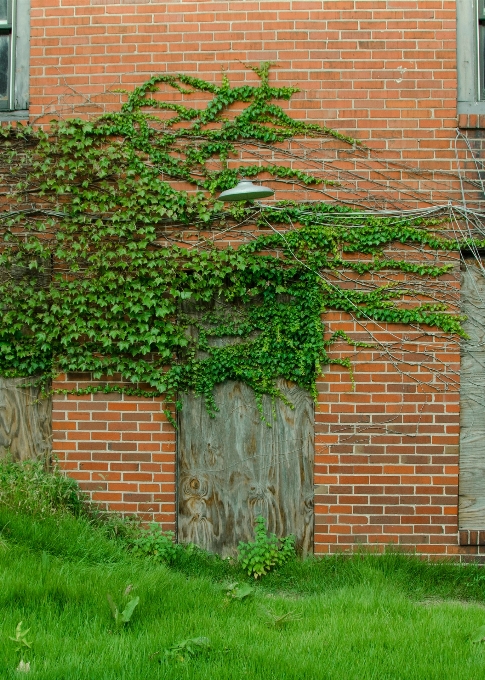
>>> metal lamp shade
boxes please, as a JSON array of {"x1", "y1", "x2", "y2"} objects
[{"x1": 218, "y1": 180, "x2": 275, "y2": 202}]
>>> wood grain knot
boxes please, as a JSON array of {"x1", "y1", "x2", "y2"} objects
[{"x1": 182, "y1": 476, "x2": 208, "y2": 499}]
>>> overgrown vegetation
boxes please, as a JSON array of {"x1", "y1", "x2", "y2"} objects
[
  {"x1": 2, "y1": 459, "x2": 485, "y2": 678},
  {"x1": 0, "y1": 63, "x2": 478, "y2": 415},
  {"x1": 0, "y1": 458, "x2": 293, "y2": 575}
]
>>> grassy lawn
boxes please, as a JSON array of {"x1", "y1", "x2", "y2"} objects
[{"x1": 2, "y1": 465, "x2": 485, "y2": 678}]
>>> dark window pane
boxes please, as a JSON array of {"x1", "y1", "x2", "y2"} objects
[
  {"x1": 0, "y1": 0, "x2": 7, "y2": 24},
  {"x1": 480, "y1": 4, "x2": 485, "y2": 101},
  {"x1": 481, "y1": 23, "x2": 485, "y2": 99},
  {"x1": 0, "y1": 34, "x2": 9, "y2": 100}
]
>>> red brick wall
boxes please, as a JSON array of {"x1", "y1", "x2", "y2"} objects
[
  {"x1": 52, "y1": 375, "x2": 176, "y2": 529},
  {"x1": 52, "y1": 313, "x2": 463, "y2": 558},
  {"x1": 314, "y1": 316, "x2": 461, "y2": 558},
  {"x1": 35, "y1": 1, "x2": 475, "y2": 557},
  {"x1": 30, "y1": 0, "x2": 457, "y2": 151}
]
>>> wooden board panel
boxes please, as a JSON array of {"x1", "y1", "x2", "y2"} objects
[
  {"x1": 177, "y1": 379, "x2": 314, "y2": 557},
  {"x1": 0, "y1": 378, "x2": 51, "y2": 461},
  {"x1": 459, "y1": 261, "x2": 485, "y2": 527}
]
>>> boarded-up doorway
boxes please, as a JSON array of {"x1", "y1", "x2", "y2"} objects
[{"x1": 177, "y1": 379, "x2": 314, "y2": 557}]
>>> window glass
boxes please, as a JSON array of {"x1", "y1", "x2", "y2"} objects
[
  {"x1": 480, "y1": 2, "x2": 485, "y2": 100},
  {"x1": 0, "y1": 0, "x2": 8, "y2": 25},
  {"x1": 0, "y1": 0, "x2": 29, "y2": 112},
  {"x1": 0, "y1": 34, "x2": 9, "y2": 102}
]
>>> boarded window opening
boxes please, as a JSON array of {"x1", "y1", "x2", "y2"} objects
[{"x1": 459, "y1": 258, "x2": 485, "y2": 536}]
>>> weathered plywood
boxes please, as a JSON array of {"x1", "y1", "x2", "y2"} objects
[
  {"x1": 177, "y1": 379, "x2": 314, "y2": 557},
  {"x1": 459, "y1": 261, "x2": 485, "y2": 527},
  {"x1": 0, "y1": 378, "x2": 51, "y2": 461}
]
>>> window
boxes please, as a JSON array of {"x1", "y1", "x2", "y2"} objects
[
  {"x1": 457, "y1": 0, "x2": 485, "y2": 112},
  {"x1": 0, "y1": 0, "x2": 29, "y2": 113},
  {"x1": 0, "y1": 0, "x2": 15, "y2": 110}
]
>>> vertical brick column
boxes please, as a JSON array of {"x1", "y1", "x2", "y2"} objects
[
  {"x1": 52, "y1": 373, "x2": 176, "y2": 529},
  {"x1": 313, "y1": 316, "x2": 461, "y2": 559}
]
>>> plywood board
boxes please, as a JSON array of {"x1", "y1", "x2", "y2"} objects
[
  {"x1": 459, "y1": 261, "x2": 485, "y2": 527},
  {"x1": 177, "y1": 379, "x2": 314, "y2": 557},
  {"x1": 0, "y1": 378, "x2": 51, "y2": 461}
]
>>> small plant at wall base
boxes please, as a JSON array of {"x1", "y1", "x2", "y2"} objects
[
  {"x1": 129, "y1": 523, "x2": 179, "y2": 564},
  {"x1": 238, "y1": 515, "x2": 296, "y2": 579},
  {"x1": 0, "y1": 63, "x2": 478, "y2": 413}
]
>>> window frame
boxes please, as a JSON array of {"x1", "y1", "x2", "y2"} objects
[
  {"x1": 457, "y1": 0, "x2": 485, "y2": 113},
  {"x1": 0, "y1": 0, "x2": 29, "y2": 115},
  {"x1": 478, "y1": 0, "x2": 485, "y2": 101},
  {"x1": 0, "y1": 0, "x2": 15, "y2": 111}
]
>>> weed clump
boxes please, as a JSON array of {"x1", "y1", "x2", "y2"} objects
[
  {"x1": 0, "y1": 458, "x2": 135, "y2": 562},
  {"x1": 238, "y1": 515, "x2": 296, "y2": 579},
  {"x1": 0, "y1": 458, "x2": 85, "y2": 517},
  {"x1": 130, "y1": 523, "x2": 179, "y2": 564}
]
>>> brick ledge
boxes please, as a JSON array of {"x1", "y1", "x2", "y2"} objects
[
  {"x1": 458, "y1": 113, "x2": 485, "y2": 129},
  {"x1": 459, "y1": 529, "x2": 485, "y2": 546}
]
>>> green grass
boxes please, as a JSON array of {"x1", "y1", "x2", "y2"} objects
[{"x1": 2, "y1": 460, "x2": 485, "y2": 678}]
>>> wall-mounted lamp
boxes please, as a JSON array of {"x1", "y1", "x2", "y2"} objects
[{"x1": 218, "y1": 179, "x2": 275, "y2": 202}]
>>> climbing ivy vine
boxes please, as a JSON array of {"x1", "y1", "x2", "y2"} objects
[{"x1": 0, "y1": 63, "x2": 479, "y2": 416}]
